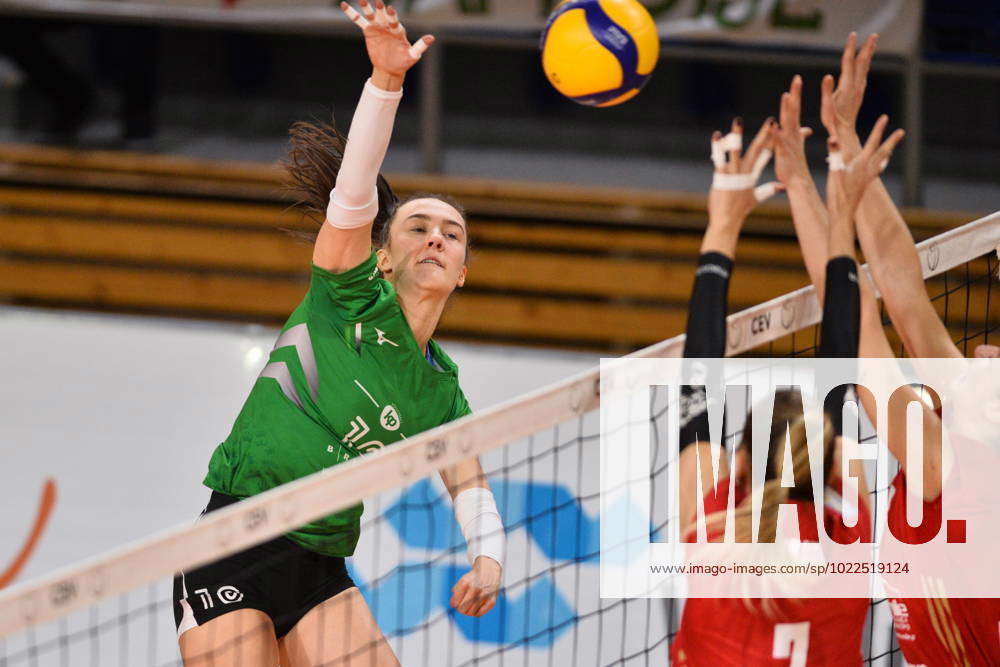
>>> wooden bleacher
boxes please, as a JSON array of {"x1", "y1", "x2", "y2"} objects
[{"x1": 0, "y1": 142, "x2": 988, "y2": 351}]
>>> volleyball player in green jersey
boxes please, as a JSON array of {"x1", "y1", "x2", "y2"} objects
[{"x1": 172, "y1": 3, "x2": 505, "y2": 664}]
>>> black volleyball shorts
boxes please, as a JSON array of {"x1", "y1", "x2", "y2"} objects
[{"x1": 173, "y1": 491, "x2": 356, "y2": 639}]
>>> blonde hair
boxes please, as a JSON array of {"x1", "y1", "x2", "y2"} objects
[
  {"x1": 700, "y1": 390, "x2": 837, "y2": 617},
  {"x1": 704, "y1": 390, "x2": 836, "y2": 544}
]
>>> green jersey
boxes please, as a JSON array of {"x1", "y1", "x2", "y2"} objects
[{"x1": 203, "y1": 252, "x2": 471, "y2": 557}]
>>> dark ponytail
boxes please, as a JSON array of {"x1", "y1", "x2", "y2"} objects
[{"x1": 281, "y1": 117, "x2": 399, "y2": 244}]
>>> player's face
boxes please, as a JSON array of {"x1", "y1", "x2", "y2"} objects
[{"x1": 378, "y1": 198, "x2": 469, "y2": 295}]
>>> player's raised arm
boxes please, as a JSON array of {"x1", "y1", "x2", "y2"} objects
[
  {"x1": 823, "y1": 116, "x2": 945, "y2": 499},
  {"x1": 677, "y1": 118, "x2": 780, "y2": 532},
  {"x1": 311, "y1": 0, "x2": 434, "y2": 273},
  {"x1": 819, "y1": 33, "x2": 960, "y2": 359},
  {"x1": 770, "y1": 74, "x2": 830, "y2": 290},
  {"x1": 822, "y1": 117, "x2": 904, "y2": 360}
]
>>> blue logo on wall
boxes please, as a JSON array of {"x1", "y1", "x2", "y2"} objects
[{"x1": 348, "y1": 478, "x2": 601, "y2": 647}]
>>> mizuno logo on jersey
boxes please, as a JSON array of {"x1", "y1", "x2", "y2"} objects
[{"x1": 375, "y1": 328, "x2": 398, "y2": 347}]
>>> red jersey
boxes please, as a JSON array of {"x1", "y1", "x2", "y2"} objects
[
  {"x1": 671, "y1": 478, "x2": 871, "y2": 666},
  {"x1": 887, "y1": 469, "x2": 1000, "y2": 666}
]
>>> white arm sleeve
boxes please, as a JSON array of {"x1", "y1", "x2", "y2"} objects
[
  {"x1": 326, "y1": 79, "x2": 403, "y2": 230},
  {"x1": 453, "y1": 487, "x2": 505, "y2": 567}
]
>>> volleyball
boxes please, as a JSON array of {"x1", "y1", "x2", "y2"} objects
[{"x1": 540, "y1": 0, "x2": 659, "y2": 107}]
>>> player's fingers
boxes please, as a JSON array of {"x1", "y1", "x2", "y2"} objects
[
  {"x1": 779, "y1": 91, "x2": 791, "y2": 129},
  {"x1": 840, "y1": 32, "x2": 857, "y2": 88},
  {"x1": 863, "y1": 114, "x2": 889, "y2": 155},
  {"x1": 463, "y1": 592, "x2": 486, "y2": 616},
  {"x1": 386, "y1": 4, "x2": 402, "y2": 31},
  {"x1": 470, "y1": 594, "x2": 497, "y2": 617},
  {"x1": 408, "y1": 34, "x2": 433, "y2": 60},
  {"x1": 377, "y1": 1, "x2": 393, "y2": 25},
  {"x1": 458, "y1": 587, "x2": 481, "y2": 615},
  {"x1": 788, "y1": 74, "x2": 803, "y2": 123},
  {"x1": 753, "y1": 181, "x2": 783, "y2": 203},
  {"x1": 874, "y1": 128, "x2": 905, "y2": 172},
  {"x1": 450, "y1": 579, "x2": 468, "y2": 609},
  {"x1": 767, "y1": 122, "x2": 779, "y2": 142},
  {"x1": 453, "y1": 579, "x2": 479, "y2": 613},
  {"x1": 820, "y1": 74, "x2": 835, "y2": 126},
  {"x1": 340, "y1": 2, "x2": 371, "y2": 29},
  {"x1": 743, "y1": 116, "x2": 773, "y2": 171},
  {"x1": 470, "y1": 600, "x2": 494, "y2": 618},
  {"x1": 726, "y1": 117, "x2": 743, "y2": 170},
  {"x1": 710, "y1": 130, "x2": 726, "y2": 171},
  {"x1": 480, "y1": 596, "x2": 498, "y2": 616},
  {"x1": 359, "y1": 0, "x2": 376, "y2": 20},
  {"x1": 856, "y1": 33, "x2": 878, "y2": 87}
]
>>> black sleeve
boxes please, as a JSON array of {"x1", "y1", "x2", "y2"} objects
[
  {"x1": 820, "y1": 255, "x2": 861, "y2": 436},
  {"x1": 679, "y1": 252, "x2": 732, "y2": 450},
  {"x1": 682, "y1": 252, "x2": 732, "y2": 359},
  {"x1": 819, "y1": 255, "x2": 860, "y2": 359}
]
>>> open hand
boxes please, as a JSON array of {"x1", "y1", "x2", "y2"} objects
[
  {"x1": 450, "y1": 556, "x2": 501, "y2": 617},
  {"x1": 819, "y1": 32, "x2": 878, "y2": 152},
  {"x1": 770, "y1": 75, "x2": 814, "y2": 186},
  {"x1": 708, "y1": 117, "x2": 782, "y2": 229},
  {"x1": 826, "y1": 114, "x2": 904, "y2": 221},
  {"x1": 340, "y1": 0, "x2": 434, "y2": 78}
]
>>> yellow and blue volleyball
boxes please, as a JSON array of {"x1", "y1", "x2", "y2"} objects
[{"x1": 540, "y1": 0, "x2": 659, "y2": 107}]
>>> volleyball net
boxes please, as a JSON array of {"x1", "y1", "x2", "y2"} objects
[{"x1": 0, "y1": 212, "x2": 996, "y2": 666}]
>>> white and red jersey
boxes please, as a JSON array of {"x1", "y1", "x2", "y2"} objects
[
  {"x1": 887, "y1": 469, "x2": 1000, "y2": 667},
  {"x1": 671, "y1": 478, "x2": 871, "y2": 666}
]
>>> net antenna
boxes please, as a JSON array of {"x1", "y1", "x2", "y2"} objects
[
  {"x1": 0, "y1": 212, "x2": 996, "y2": 639},
  {"x1": 0, "y1": 479, "x2": 57, "y2": 590}
]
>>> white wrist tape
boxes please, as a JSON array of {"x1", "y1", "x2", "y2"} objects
[
  {"x1": 326, "y1": 78, "x2": 402, "y2": 230},
  {"x1": 454, "y1": 487, "x2": 505, "y2": 567}
]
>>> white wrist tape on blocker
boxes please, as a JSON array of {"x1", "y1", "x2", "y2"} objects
[
  {"x1": 326, "y1": 78, "x2": 402, "y2": 230},
  {"x1": 454, "y1": 487, "x2": 505, "y2": 567}
]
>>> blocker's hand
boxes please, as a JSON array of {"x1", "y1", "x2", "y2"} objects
[
  {"x1": 826, "y1": 114, "x2": 905, "y2": 222},
  {"x1": 770, "y1": 75, "x2": 814, "y2": 187},
  {"x1": 340, "y1": 0, "x2": 434, "y2": 78},
  {"x1": 450, "y1": 556, "x2": 502, "y2": 617},
  {"x1": 819, "y1": 32, "x2": 878, "y2": 153},
  {"x1": 708, "y1": 116, "x2": 782, "y2": 229}
]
